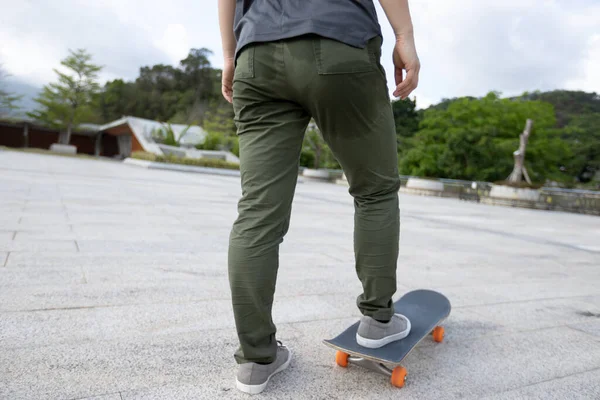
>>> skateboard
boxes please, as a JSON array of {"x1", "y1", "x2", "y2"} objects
[{"x1": 324, "y1": 289, "x2": 451, "y2": 388}]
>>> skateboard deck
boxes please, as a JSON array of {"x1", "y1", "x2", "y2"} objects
[{"x1": 324, "y1": 289, "x2": 451, "y2": 387}]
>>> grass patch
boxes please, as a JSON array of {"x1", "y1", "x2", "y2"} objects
[{"x1": 131, "y1": 151, "x2": 240, "y2": 170}]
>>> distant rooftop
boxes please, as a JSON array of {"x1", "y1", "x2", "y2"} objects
[{"x1": 0, "y1": 116, "x2": 208, "y2": 147}]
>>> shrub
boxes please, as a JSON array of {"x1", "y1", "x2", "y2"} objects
[
  {"x1": 131, "y1": 151, "x2": 239, "y2": 170},
  {"x1": 131, "y1": 151, "x2": 157, "y2": 161},
  {"x1": 196, "y1": 131, "x2": 223, "y2": 151}
]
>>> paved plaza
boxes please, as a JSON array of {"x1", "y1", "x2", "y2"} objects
[{"x1": 1, "y1": 150, "x2": 599, "y2": 400}]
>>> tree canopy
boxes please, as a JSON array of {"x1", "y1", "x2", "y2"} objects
[
  {"x1": 96, "y1": 48, "x2": 224, "y2": 126},
  {"x1": 28, "y1": 49, "x2": 102, "y2": 143},
  {"x1": 399, "y1": 92, "x2": 572, "y2": 183},
  {"x1": 525, "y1": 90, "x2": 600, "y2": 182},
  {"x1": 0, "y1": 65, "x2": 21, "y2": 118},
  {"x1": 391, "y1": 97, "x2": 420, "y2": 154},
  {"x1": 394, "y1": 91, "x2": 598, "y2": 185}
]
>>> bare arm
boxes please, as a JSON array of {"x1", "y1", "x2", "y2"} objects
[
  {"x1": 218, "y1": 0, "x2": 236, "y2": 61},
  {"x1": 378, "y1": 0, "x2": 420, "y2": 99},
  {"x1": 218, "y1": 0, "x2": 236, "y2": 103},
  {"x1": 379, "y1": 0, "x2": 414, "y2": 38}
]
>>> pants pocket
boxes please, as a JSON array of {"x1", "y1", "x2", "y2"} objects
[
  {"x1": 234, "y1": 46, "x2": 255, "y2": 80},
  {"x1": 312, "y1": 37, "x2": 375, "y2": 75}
]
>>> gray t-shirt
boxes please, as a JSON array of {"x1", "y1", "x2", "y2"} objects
[{"x1": 234, "y1": 0, "x2": 382, "y2": 56}]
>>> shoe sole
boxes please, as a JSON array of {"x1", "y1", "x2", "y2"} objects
[
  {"x1": 356, "y1": 318, "x2": 412, "y2": 349},
  {"x1": 235, "y1": 350, "x2": 292, "y2": 395}
]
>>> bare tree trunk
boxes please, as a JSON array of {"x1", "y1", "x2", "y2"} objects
[
  {"x1": 63, "y1": 107, "x2": 76, "y2": 145},
  {"x1": 65, "y1": 122, "x2": 73, "y2": 144},
  {"x1": 58, "y1": 123, "x2": 73, "y2": 145},
  {"x1": 23, "y1": 124, "x2": 29, "y2": 148},
  {"x1": 507, "y1": 119, "x2": 533, "y2": 184}
]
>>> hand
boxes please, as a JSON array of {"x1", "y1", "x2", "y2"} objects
[
  {"x1": 392, "y1": 36, "x2": 420, "y2": 99},
  {"x1": 221, "y1": 57, "x2": 234, "y2": 103}
]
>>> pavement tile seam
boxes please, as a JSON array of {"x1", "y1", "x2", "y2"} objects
[
  {"x1": 566, "y1": 325, "x2": 600, "y2": 341},
  {"x1": 481, "y1": 366, "x2": 600, "y2": 399},
  {"x1": 2, "y1": 291, "x2": 596, "y2": 314},
  {"x1": 0, "y1": 292, "x2": 358, "y2": 314},
  {"x1": 1, "y1": 332, "x2": 236, "y2": 354},
  {"x1": 462, "y1": 323, "x2": 600, "y2": 344},
  {"x1": 68, "y1": 392, "x2": 124, "y2": 400},
  {"x1": 0, "y1": 318, "x2": 306, "y2": 352},
  {"x1": 453, "y1": 294, "x2": 599, "y2": 309}
]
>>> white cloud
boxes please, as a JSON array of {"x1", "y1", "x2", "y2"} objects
[
  {"x1": 566, "y1": 34, "x2": 600, "y2": 92},
  {"x1": 396, "y1": 0, "x2": 600, "y2": 102},
  {"x1": 0, "y1": 0, "x2": 219, "y2": 86},
  {"x1": 0, "y1": 31, "x2": 62, "y2": 85},
  {"x1": 154, "y1": 24, "x2": 191, "y2": 65}
]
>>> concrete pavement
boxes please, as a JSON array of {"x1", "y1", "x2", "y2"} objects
[{"x1": 1, "y1": 150, "x2": 599, "y2": 399}]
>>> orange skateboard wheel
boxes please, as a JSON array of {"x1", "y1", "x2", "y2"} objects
[
  {"x1": 432, "y1": 326, "x2": 445, "y2": 343},
  {"x1": 335, "y1": 351, "x2": 349, "y2": 367},
  {"x1": 391, "y1": 366, "x2": 407, "y2": 388}
]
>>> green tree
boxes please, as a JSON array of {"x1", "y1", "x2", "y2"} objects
[
  {"x1": 96, "y1": 79, "x2": 137, "y2": 122},
  {"x1": 0, "y1": 65, "x2": 21, "y2": 118},
  {"x1": 304, "y1": 127, "x2": 324, "y2": 169},
  {"x1": 302, "y1": 123, "x2": 339, "y2": 169},
  {"x1": 202, "y1": 99, "x2": 236, "y2": 137},
  {"x1": 391, "y1": 97, "x2": 420, "y2": 153},
  {"x1": 171, "y1": 97, "x2": 210, "y2": 126},
  {"x1": 173, "y1": 49, "x2": 220, "y2": 125},
  {"x1": 524, "y1": 90, "x2": 600, "y2": 127},
  {"x1": 561, "y1": 113, "x2": 600, "y2": 182},
  {"x1": 135, "y1": 64, "x2": 181, "y2": 121},
  {"x1": 195, "y1": 99, "x2": 239, "y2": 155},
  {"x1": 400, "y1": 92, "x2": 569, "y2": 183},
  {"x1": 196, "y1": 131, "x2": 224, "y2": 151},
  {"x1": 28, "y1": 49, "x2": 102, "y2": 144},
  {"x1": 95, "y1": 49, "x2": 222, "y2": 125},
  {"x1": 523, "y1": 90, "x2": 600, "y2": 182},
  {"x1": 177, "y1": 48, "x2": 215, "y2": 100}
]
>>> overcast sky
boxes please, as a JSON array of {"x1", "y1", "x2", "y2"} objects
[{"x1": 1, "y1": 0, "x2": 599, "y2": 108}]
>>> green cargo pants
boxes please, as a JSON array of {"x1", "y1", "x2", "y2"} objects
[{"x1": 229, "y1": 35, "x2": 400, "y2": 364}]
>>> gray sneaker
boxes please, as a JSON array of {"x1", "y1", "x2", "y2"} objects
[
  {"x1": 235, "y1": 342, "x2": 291, "y2": 395},
  {"x1": 356, "y1": 314, "x2": 411, "y2": 348}
]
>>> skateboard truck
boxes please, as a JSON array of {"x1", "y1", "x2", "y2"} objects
[
  {"x1": 335, "y1": 350, "x2": 409, "y2": 388},
  {"x1": 346, "y1": 356, "x2": 396, "y2": 377}
]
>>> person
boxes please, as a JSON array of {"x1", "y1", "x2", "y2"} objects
[{"x1": 218, "y1": 0, "x2": 420, "y2": 394}]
